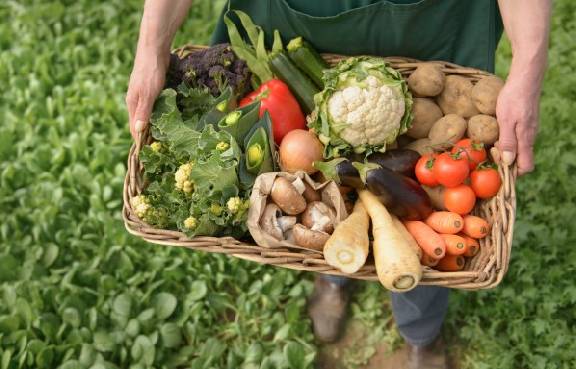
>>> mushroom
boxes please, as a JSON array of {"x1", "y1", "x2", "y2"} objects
[
  {"x1": 290, "y1": 177, "x2": 306, "y2": 194},
  {"x1": 278, "y1": 216, "x2": 297, "y2": 233},
  {"x1": 301, "y1": 201, "x2": 337, "y2": 233},
  {"x1": 292, "y1": 224, "x2": 330, "y2": 251},
  {"x1": 270, "y1": 177, "x2": 306, "y2": 215},
  {"x1": 259, "y1": 203, "x2": 283, "y2": 240},
  {"x1": 302, "y1": 181, "x2": 321, "y2": 202}
]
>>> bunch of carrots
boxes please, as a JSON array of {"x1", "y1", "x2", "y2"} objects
[{"x1": 404, "y1": 211, "x2": 490, "y2": 271}]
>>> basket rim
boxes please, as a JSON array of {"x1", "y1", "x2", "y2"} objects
[{"x1": 123, "y1": 45, "x2": 517, "y2": 290}]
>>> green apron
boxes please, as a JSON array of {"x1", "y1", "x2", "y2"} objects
[{"x1": 210, "y1": 0, "x2": 503, "y2": 72}]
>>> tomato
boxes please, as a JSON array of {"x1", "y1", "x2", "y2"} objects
[
  {"x1": 451, "y1": 139, "x2": 487, "y2": 170},
  {"x1": 415, "y1": 154, "x2": 439, "y2": 187},
  {"x1": 444, "y1": 185, "x2": 476, "y2": 215},
  {"x1": 471, "y1": 167, "x2": 502, "y2": 199},
  {"x1": 432, "y1": 152, "x2": 470, "y2": 188}
]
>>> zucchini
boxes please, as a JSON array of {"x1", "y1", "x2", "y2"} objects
[
  {"x1": 269, "y1": 51, "x2": 319, "y2": 114},
  {"x1": 287, "y1": 37, "x2": 328, "y2": 88}
]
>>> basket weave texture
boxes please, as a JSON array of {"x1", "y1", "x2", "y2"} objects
[{"x1": 123, "y1": 45, "x2": 517, "y2": 290}]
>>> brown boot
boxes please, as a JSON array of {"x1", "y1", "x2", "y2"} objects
[
  {"x1": 378, "y1": 336, "x2": 447, "y2": 369},
  {"x1": 307, "y1": 276, "x2": 351, "y2": 343}
]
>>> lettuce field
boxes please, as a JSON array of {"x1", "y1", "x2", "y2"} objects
[{"x1": 0, "y1": 1, "x2": 575, "y2": 368}]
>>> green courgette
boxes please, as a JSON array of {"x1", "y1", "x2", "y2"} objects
[
  {"x1": 287, "y1": 37, "x2": 328, "y2": 88},
  {"x1": 269, "y1": 51, "x2": 319, "y2": 114}
]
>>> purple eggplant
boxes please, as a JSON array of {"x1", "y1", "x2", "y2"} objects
[
  {"x1": 353, "y1": 162, "x2": 433, "y2": 220},
  {"x1": 313, "y1": 158, "x2": 364, "y2": 189},
  {"x1": 366, "y1": 149, "x2": 420, "y2": 177}
]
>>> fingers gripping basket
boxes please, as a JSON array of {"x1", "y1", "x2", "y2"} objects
[{"x1": 123, "y1": 45, "x2": 517, "y2": 290}]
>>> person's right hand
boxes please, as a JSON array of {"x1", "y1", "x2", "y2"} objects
[{"x1": 126, "y1": 47, "x2": 169, "y2": 140}]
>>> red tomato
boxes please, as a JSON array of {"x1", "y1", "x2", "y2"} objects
[
  {"x1": 415, "y1": 154, "x2": 439, "y2": 187},
  {"x1": 444, "y1": 185, "x2": 476, "y2": 215},
  {"x1": 471, "y1": 167, "x2": 502, "y2": 198},
  {"x1": 451, "y1": 139, "x2": 487, "y2": 170},
  {"x1": 432, "y1": 152, "x2": 470, "y2": 188}
]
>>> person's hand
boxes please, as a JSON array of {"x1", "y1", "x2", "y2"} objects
[
  {"x1": 126, "y1": 47, "x2": 169, "y2": 140},
  {"x1": 495, "y1": 75, "x2": 541, "y2": 175}
]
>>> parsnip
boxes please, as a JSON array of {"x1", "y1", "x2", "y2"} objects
[
  {"x1": 359, "y1": 190, "x2": 422, "y2": 292},
  {"x1": 391, "y1": 216, "x2": 423, "y2": 259},
  {"x1": 323, "y1": 201, "x2": 370, "y2": 274}
]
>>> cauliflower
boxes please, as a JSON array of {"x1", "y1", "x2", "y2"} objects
[
  {"x1": 183, "y1": 216, "x2": 198, "y2": 230},
  {"x1": 311, "y1": 57, "x2": 413, "y2": 157},
  {"x1": 175, "y1": 162, "x2": 194, "y2": 193}
]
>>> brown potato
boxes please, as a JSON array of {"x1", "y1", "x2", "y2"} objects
[
  {"x1": 406, "y1": 98, "x2": 444, "y2": 139},
  {"x1": 471, "y1": 76, "x2": 504, "y2": 115},
  {"x1": 467, "y1": 114, "x2": 499, "y2": 144},
  {"x1": 407, "y1": 64, "x2": 445, "y2": 97},
  {"x1": 428, "y1": 114, "x2": 467, "y2": 149},
  {"x1": 405, "y1": 138, "x2": 435, "y2": 155},
  {"x1": 437, "y1": 75, "x2": 480, "y2": 118}
]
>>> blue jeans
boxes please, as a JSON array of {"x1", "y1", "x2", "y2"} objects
[{"x1": 321, "y1": 275, "x2": 449, "y2": 347}]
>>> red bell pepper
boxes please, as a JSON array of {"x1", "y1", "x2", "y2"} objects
[{"x1": 239, "y1": 79, "x2": 306, "y2": 145}]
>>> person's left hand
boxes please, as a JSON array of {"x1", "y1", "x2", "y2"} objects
[{"x1": 495, "y1": 75, "x2": 541, "y2": 175}]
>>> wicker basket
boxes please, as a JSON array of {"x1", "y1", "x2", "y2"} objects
[{"x1": 123, "y1": 45, "x2": 517, "y2": 290}]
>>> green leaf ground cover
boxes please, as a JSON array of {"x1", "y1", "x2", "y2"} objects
[{"x1": 0, "y1": 1, "x2": 574, "y2": 368}]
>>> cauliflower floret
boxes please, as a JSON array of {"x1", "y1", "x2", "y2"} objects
[
  {"x1": 130, "y1": 195, "x2": 150, "y2": 218},
  {"x1": 175, "y1": 162, "x2": 194, "y2": 193},
  {"x1": 183, "y1": 216, "x2": 198, "y2": 230},
  {"x1": 150, "y1": 142, "x2": 162, "y2": 152},
  {"x1": 216, "y1": 141, "x2": 229, "y2": 151},
  {"x1": 227, "y1": 196, "x2": 242, "y2": 214},
  {"x1": 326, "y1": 75, "x2": 406, "y2": 150}
]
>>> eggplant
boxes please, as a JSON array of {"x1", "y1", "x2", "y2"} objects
[
  {"x1": 315, "y1": 158, "x2": 432, "y2": 220},
  {"x1": 366, "y1": 149, "x2": 420, "y2": 177},
  {"x1": 313, "y1": 158, "x2": 365, "y2": 189},
  {"x1": 353, "y1": 162, "x2": 433, "y2": 221}
]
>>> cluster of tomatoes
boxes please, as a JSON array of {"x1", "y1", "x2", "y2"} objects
[{"x1": 415, "y1": 139, "x2": 502, "y2": 215}]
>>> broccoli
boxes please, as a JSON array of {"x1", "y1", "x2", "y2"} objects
[{"x1": 166, "y1": 43, "x2": 251, "y2": 96}]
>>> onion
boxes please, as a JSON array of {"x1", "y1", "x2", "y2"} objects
[{"x1": 279, "y1": 129, "x2": 324, "y2": 174}]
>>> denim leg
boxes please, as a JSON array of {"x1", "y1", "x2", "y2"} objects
[
  {"x1": 319, "y1": 273, "x2": 353, "y2": 287},
  {"x1": 390, "y1": 286, "x2": 449, "y2": 347}
]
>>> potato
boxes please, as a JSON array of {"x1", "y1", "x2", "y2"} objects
[
  {"x1": 436, "y1": 75, "x2": 480, "y2": 118},
  {"x1": 405, "y1": 138, "x2": 434, "y2": 155},
  {"x1": 471, "y1": 76, "x2": 504, "y2": 115},
  {"x1": 467, "y1": 114, "x2": 499, "y2": 144},
  {"x1": 407, "y1": 64, "x2": 445, "y2": 97},
  {"x1": 428, "y1": 114, "x2": 467, "y2": 149},
  {"x1": 406, "y1": 98, "x2": 444, "y2": 139}
]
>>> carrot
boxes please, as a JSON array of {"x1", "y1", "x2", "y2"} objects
[
  {"x1": 441, "y1": 234, "x2": 468, "y2": 255},
  {"x1": 324, "y1": 201, "x2": 370, "y2": 274},
  {"x1": 462, "y1": 215, "x2": 491, "y2": 238},
  {"x1": 403, "y1": 221, "x2": 446, "y2": 259},
  {"x1": 421, "y1": 253, "x2": 439, "y2": 267},
  {"x1": 359, "y1": 190, "x2": 422, "y2": 292},
  {"x1": 425, "y1": 211, "x2": 464, "y2": 234},
  {"x1": 392, "y1": 216, "x2": 423, "y2": 259},
  {"x1": 436, "y1": 255, "x2": 465, "y2": 271},
  {"x1": 459, "y1": 234, "x2": 480, "y2": 257}
]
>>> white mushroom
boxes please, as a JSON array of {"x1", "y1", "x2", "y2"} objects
[
  {"x1": 301, "y1": 201, "x2": 337, "y2": 233},
  {"x1": 277, "y1": 216, "x2": 297, "y2": 232}
]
